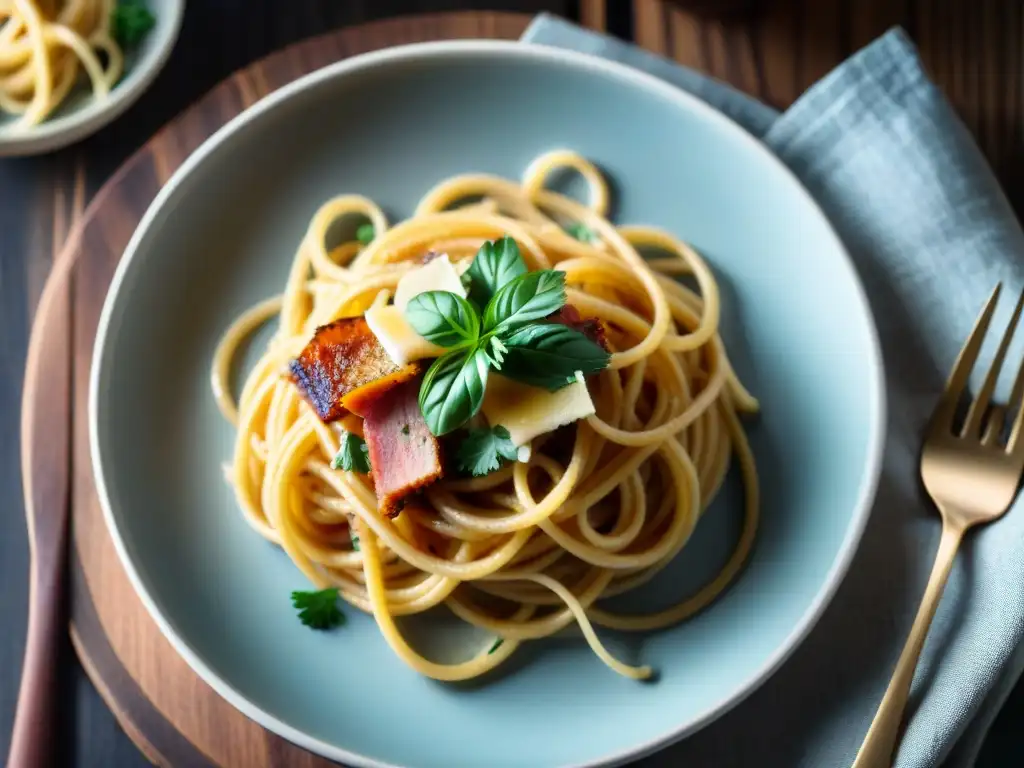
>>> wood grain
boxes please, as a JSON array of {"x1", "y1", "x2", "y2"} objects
[
  {"x1": 7, "y1": 161, "x2": 83, "y2": 768},
  {"x1": 635, "y1": 0, "x2": 1024, "y2": 209}
]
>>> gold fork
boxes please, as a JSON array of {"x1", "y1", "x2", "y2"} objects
[{"x1": 852, "y1": 283, "x2": 1024, "y2": 768}]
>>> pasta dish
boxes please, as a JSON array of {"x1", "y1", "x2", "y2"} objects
[
  {"x1": 212, "y1": 150, "x2": 759, "y2": 682},
  {"x1": 0, "y1": 0, "x2": 155, "y2": 127}
]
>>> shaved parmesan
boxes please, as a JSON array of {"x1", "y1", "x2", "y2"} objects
[
  {"x1": 365, "y1": 305, "x2": 446, "y2": 366},
  {"x1": 367, "y1": 254, "x2": 468, "y2": 366},
  {"x1": 393, "y1": 253, "x2": 466, "y2": 311},
  {"x1": 481, "y1": 372, "x2": 595, "y2": 447}
]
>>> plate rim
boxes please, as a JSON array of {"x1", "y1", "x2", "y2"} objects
[{"x1": 88, "y1": 37, "x2": 887, "y2": 768}]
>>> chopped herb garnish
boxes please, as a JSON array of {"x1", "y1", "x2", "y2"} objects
[
  {"x1": 457, "y1": 425, "x2": 518, "y2": 477},
  {"x1": 411, "y1": 236, "x2": 610, "y2": 436},
  {"x1": 351, "y1": 535, "x2": 361, "y2": 551},
  {"x1": 356, "y1": 223, "x2": 375, "y2": 245},
  {"x1": 291, "y1": 587, "x2": 345, "y2": 629},
  {"x1": 331, "y1": 431, "x2": 371, "y2": 473},
  {"x1": 565, "y1": 222, "x2": 597, "y2": 243},
  {"x1": 401, "y1": 424, "x2": 410, "y2": 436},
  {"x1": 488, "y1": 638, "x2": 504, "y2": 654},
  {"x1": 111, "y1": 1, "x2": 156, "y2": 47}
]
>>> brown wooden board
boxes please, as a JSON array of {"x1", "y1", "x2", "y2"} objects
[{"x1": 41, "y1": 12, "x2": 552, "y2": 767}]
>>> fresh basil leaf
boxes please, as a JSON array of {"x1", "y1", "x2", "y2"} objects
[
  {"x1": 466, "y1": 236, "x2": 527, "y2": 306},
  {"x1": 457, "y1": 425, "x2": 519, "y2": 476},
  {"x1": 482, "y1": 270, "x2": 566, "y2": 334},
  {"x1": 331, "y1": 431, "x2": 371, "y2": 473},
  {"x1": 419, "y1": 346, "x2": 490, "y2": 436},
  {"x1": 405, "y1": 290, "x2": 480, "y2": 347},
  {"x1": 500, "y1": 323, "x2": 610, "y2": 391}
]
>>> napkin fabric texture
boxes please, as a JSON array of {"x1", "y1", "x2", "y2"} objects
[{"x1": 522, "y1": 15, "x2": 1024, "y2": 768}]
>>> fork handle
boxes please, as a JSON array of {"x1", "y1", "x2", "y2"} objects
[{"x1": 852, "y1": 519, "x2": 965, "y2": 768}]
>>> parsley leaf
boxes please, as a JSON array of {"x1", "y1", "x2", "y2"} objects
[
  {"x1": 291, "y1": 587, "x2": 345, "y2": 629},
  {"x1": 331, "y1": 432, "x2": 371, "y2": 473},
  {"x1": 489, "y1": 638, "x2": 505, "y2": 654},
  {"x1": 351, "y1": 535, "x2": 361, "y2": 551},
  {"x1": 500, "y1": 324, "x2": 610, "y2": 391},
  {"x1": 111, "y1": 1, "x2": 155, "y2": 47},
  {"x1": 466, "y1": 235, "x2": 527, "y2": 306},
  {"x1": 356, "y1": 223, "x2": 375, "y2": 245},
  {"x1": 565, "y1": 222, "x2": 598, "y2": 243},
  {"x1": 457, "y1": 425, "x2": 518, "y2": 476},
  {"x1": 405, "y1": 290, "x2": 480, "y2": 347},
  {"x1": 418, "y1": 346, "x2": 490, "y2": 436},
  {"x1": 482, "y1": 270, "x2": 566, "y2": 334}
]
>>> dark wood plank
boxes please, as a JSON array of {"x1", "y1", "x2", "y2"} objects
[{"x1": 637, "y1": 0, "x2": 1024, "y2": 211}]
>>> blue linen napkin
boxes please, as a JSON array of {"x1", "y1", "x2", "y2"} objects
[{"x1": 522, "y1": 14, "x2": 1024, "y2": 768}]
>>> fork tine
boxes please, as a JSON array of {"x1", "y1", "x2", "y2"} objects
[
  {"x1": 963, "y1": 288, "x2": 1024, "y2": 437},
  {"x1": 1005, "y1": 340, "x2": 1024, "y2": 455},
  {"x1": 983, "y1": 406, "x2": 1006, "y2": 446},
  {"x1": 931, "y1": 283, "x2": 1002, "y2": 435}
]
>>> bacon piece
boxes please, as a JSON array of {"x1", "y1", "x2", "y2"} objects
[
  {"x1": 342, "y1": 366, "x2": 423, "y2": 418},
  {"x1": 290, "y1": 317, "x2": 421, "y2": 422},
  {"x1": 549, "y1": 305, "x2": 610, "y2": 352},
  {"x1": 361, "y1": 378, "x2": 443, "y2": 516}
]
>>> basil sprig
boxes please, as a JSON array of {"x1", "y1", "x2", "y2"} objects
[{"x1": 404, "y1": 236, "x2": 610, "y2": 436}]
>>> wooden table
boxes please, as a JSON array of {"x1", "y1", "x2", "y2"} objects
[{"x1": 1, "y1": 1, "x2": 1022, "y2": 765}]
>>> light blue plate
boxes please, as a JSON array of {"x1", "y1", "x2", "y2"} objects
[{"x1": 90, "y1": 41, "x2": 885, "y2": 768}]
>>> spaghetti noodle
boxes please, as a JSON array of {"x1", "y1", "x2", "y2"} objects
[
  {"x1": 0, "y1": 0, "x2": 125, "y2": 127},
  {"x1": 212, "y1": 151, "x2": 760, "y2": 681}
]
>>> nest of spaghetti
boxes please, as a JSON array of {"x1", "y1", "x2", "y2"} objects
[
  {"x1": 0, "y1": 0, "x2": 159, "y2": 128},
  {"x1": 214, "y1": 152, "x2": 760, "y2": 682}
]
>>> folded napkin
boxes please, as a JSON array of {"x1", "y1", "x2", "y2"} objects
[{"x1": 522, "y1": 15, "x2": 1024, "y2": 768}]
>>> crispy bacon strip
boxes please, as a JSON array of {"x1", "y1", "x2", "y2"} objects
[
  {"x1": 290, "y1": 317, "x2": 421, "y2": 422},
  {"x1": 549, "y1": 304, "x2": 610, "y2": 352},
  {"x1": 361, "y1": 378, "x2": 443, "y2": 516}
]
